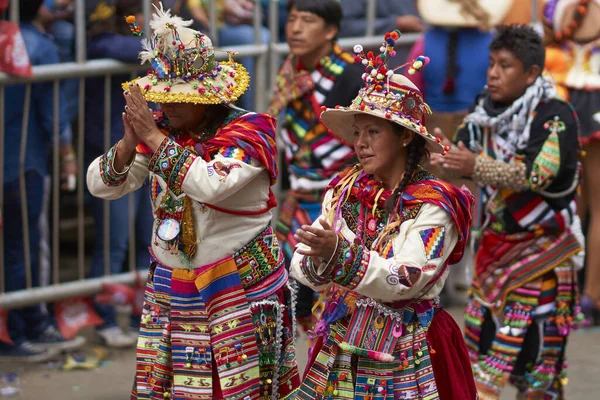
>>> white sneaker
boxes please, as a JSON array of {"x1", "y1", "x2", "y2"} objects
[{"x1": 96, "y1": 326, "x2": 138, "y2": 348}]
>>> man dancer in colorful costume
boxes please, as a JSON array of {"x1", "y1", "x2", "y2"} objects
[
  {"x1": 87, "y1": 4, "x2": 300, "y2": 399},
  {"x1": 432, "y1": 25, "x2": 584, "y2": 399},
  {"x1": 268, "y1": 0, "x2": 364, "y2": 333}
]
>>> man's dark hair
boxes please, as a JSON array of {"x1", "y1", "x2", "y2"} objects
[
  {"x1": 287, "y1": 0, "x2": 343, "y2": 29},
  {"x1": 489, "y1": 25, "x2": 545, "y2": 71},
  {"x1": 19, "y1": 0, "x2": 45, "y2": 23}
]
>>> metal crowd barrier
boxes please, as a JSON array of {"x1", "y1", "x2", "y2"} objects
[
  {"x1": 2, "y1": 0, "x2": 541, "y2": 309},
  {"x1": 0, "y1": 0, "x2": 401, "y2": 309}
]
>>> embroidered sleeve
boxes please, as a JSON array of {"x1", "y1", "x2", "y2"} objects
[
  {"x1": 525, "y1": 129, "x2": 561, "y2": 192},
  {"x1": 147, "y1": 138, "x2": 268, "y2": 205},
  {"x1": 473, "y1": 154, "x2": 528, "y2": 192},
  {"x1": 338, "y1": 204, "x2": 458, "y2": 302},
  {"x1": 148, "y1": 138, "x2": 197, "y2": 196},
  {"x1": 98, "y1": 142, "x2": 133, "y2": 187},
  {"x1": 86, "y1": 145, "x2": 150, "y2": 201}
]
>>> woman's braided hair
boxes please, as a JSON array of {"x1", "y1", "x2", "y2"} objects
[{"x1": 384, "y1": 128, "x2": 430, "y2": 214}]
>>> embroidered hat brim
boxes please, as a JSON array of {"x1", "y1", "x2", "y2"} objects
[
  {"x1": 321, "y1": 74, "x2": 445, "y2": 154},
  {"x1": 123, "y1": 62, "x2": 250, "y2": 104},
  {"x1": 321, "y1": 108, "x2": 444, "y2": 154}
]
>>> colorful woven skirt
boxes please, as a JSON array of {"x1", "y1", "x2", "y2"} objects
[
  {"x1": 464, "y1": 264, "x2": 579, "y2": 400},
  {"x1": 297, "y1": 307, "x2": 477, "y2": 400},
  {"x1": 131, "y1": 256, "x2": 301, "y2": 399}
]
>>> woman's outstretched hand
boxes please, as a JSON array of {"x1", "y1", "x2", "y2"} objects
[{"x1": 294, "y1": 218, "x2": 338, "y2": 267}]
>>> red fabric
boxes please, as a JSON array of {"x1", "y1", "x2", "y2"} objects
[
  {"x1": 0, "y1": 307, "x2": 13, "y2": 345},
  {"x1": 0, "y1": 0, "x2": 8, "y2": 11},
  {"x1": 55, "y1": 297, "x2": 104, "y2": 340},
  {"x1": 427, "y1": 310, "x2": 478, "y2": 400},
  {"x1": 0, "y1": 21, "x2": 33, "y2": 77}
]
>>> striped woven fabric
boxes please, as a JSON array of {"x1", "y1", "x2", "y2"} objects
[{"x1": 131, "y1": 253, "x2": 300, "y2": 399}]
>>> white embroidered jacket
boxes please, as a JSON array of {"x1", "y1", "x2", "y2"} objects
[
  {"x1": 290, "y1": 190, "x2": 459, "y2": 302},
  {"x1": 87, "y1": 141, "x2": 272, "y2": 269}
]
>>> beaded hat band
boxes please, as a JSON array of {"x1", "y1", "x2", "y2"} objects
[
  {"x1": 122, "y1": 3, "x2": 250, "y2": 104},
  {"x1": 320, "y1": 31, "x2": 447, "y2": 154}
]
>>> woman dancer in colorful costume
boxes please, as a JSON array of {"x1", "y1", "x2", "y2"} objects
[
  {"x1": 431, "y1": 25, "x2": 584, "y2": 399},
  {"x1": 290, "y1": 32, "x2": 477, "y2": 399},
  {"x1": 86, "y1": 5, "x2": 300, "y2": 399},
  {"x1": 544, "y1": 0, "x2": 600, "y2": 324}
]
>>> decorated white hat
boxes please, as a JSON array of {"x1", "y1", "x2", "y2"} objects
[
  {"x1": 417, "y1": 0, "x2": 514, "y2": 28},
  {"x1": 320, "y1": 31, "x2": 447, "y2": 154},
  {"x1": 122, "y1": 3, "x2": 249, "y2": 104}
]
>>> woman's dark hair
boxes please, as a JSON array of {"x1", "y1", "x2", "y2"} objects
[
  {"x1": 489, "y1": 25, "x2": 545, "y2": 71},
  {"x1": 384, "y1": 128, "x2": 429, "y2": 214},
  {"x1": 287, "y1": 0, "x2": 343, "y2": 29}
]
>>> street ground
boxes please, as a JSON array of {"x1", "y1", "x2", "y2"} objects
[{"x1": 1, "y1": 307, "x2": 599, "y2": 399}]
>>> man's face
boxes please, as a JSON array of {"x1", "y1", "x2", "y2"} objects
[
  {"x1": 486, "y1": 49, "x2": 540, "y2": 105},
  {"x1": 285, "y1": 7, "x2": 337, "y2": 60}
]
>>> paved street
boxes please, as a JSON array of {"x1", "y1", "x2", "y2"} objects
[{"x1": 1, "y1": 307, "x2": 599, "y2": 399}]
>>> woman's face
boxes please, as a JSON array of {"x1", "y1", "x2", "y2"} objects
[
  {"x1": 161, "y1": 102, "x2": 207, "y2": 130},
  {"x1": 352, "y1": 114, "x2": 411, "y2": 182}
]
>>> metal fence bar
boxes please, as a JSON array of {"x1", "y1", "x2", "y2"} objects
[
  {"x1": 143, "y1": 0, "x2": 152, "y2": 40},
  {"x1": 208, "y1": 0, "x2": 218, "y2": 46},
  {"x1": 104, "y1": 75, "x2": 112, "y2": 277},
  {"x1": 366, "y1": 0, "x2": 377, "y2": 37},
  {"x1": 77, "y1": 78, "x2": 86, "y2": 280},
  {"x1": 254, "y1": 0, "x2": 267, "y2": 112},
  {"x1": 0, "y1": 86, "x2": 5, "y2": 293},
  {"x1": 0, "y1": 270, "x2": 149, "y2": 309},
  {"x1": 75, "y1": 0, "x2": 86, "y2": 63},
  {"x1": 0, "y1": 46, "x2": 269, "y2": 84},
  {"x1": 128, "y1": 193, "x2": 136, "y2": 272},
  {"x1": 268, "y1": 0, "x2": 282, "y2": 97},
  {"x1": 19, "y1": 84, "x2": 32, "y2": 289},
  {"x1": 52, "y1": 80, "x2": 60, "y2": 285},
  {"x1": 9, "y1": 0, "x2": 18, "y2": 24}
]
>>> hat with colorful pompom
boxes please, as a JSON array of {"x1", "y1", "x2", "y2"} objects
[
  {"x1": 122, "y1": 3, "x2": 249, "y2": 104},
  {"x1": 320, "y1": 31, "x2": 447, "y2": 154}
]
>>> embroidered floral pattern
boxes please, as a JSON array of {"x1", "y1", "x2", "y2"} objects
[
  {"x1": 149, "y1": 138, "x2": 197, "y2": 196},
  {"x1": 99, "y1": 143, "x2": 131, "y2": 186},
  {"x1": 386, "y1": 264, "x2": 422, "y2": 287},
  {"x1": 419, "y1": 226, "x2": 445, "y2": 261}
]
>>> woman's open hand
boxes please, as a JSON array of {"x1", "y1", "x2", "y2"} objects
[{"x1": 294, "y1": 218, "x2": 338, "y2": 266}]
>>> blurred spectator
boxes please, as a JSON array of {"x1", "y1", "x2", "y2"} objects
[
  {"x1": 260, "y1": 0, "x2": 287, "y2": 42},
  {"x1": 340, "y1": 0, "x2": 423, "y2": 36},
  {"x1": 339, "y1": 0, "x2": 423, "y2": 62},
  {"x1": 39, "y1": 0, "x2": 78, "y2": 122},
  {"x1": 0, "y1": 0, "x2": 84, "y2": 362},
  {"x1": 175, "y1": 0, "x2": 270, "y2": 110},
  {"x1": 84, "y1": 0, "x2": 154, "y2": 348},
  {"x1": 268, "y1": 0, "x2": 363, "y2": 333}
]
